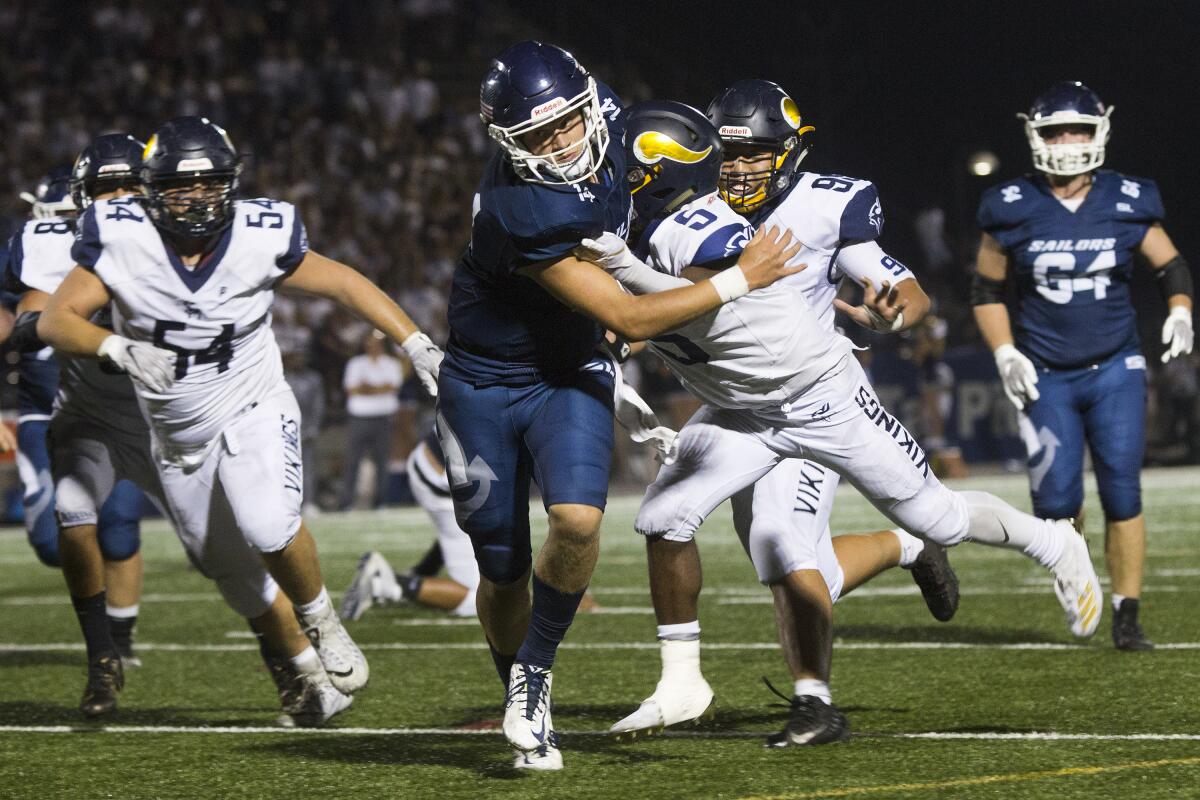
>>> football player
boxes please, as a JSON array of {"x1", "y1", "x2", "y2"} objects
[
  {"x1": 5, "y1": 165, "x2": 148, "y2": 680},
  {"x1": 440, "y1": 41, "x2": 802, "y2": 770},
  {"x1": 578, "y1": 82, "x2": 1103, "y2": 745},
  {"x1": 38, "y1": 116, "x2": 443, "y2": 709},
  {"x1": 972, "y1": 81, "x2": 1194, "y2": 650}
]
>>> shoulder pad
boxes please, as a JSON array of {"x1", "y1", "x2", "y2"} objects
[
  {"x1": 233, "y1": 198, "x2": 308, "y2": 274},
  {"x1": 1098, "y1": 170, "x2": 1164, "y2": 223},
  {"x1": 594, "y1": 81, "x2": 626, "y2": 140},
  {"x1": 977, "y1": 176, "x2": 1037, "y2": 234}
]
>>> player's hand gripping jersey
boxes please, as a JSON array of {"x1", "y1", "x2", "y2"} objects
[
  {"x1": 7, "y1": 215, "x2": 144, "y2": 431},
  {"x1": 978, "y1": 169, "x2": 1163, "y2": 369},
  {"x1": 72, "y1": 196, "x2": 306, "y2": 465},
  {"x1": 444, "y1": 82, "x2": 631, "y2": 387},
  {"x1": 747, "y1": 172, "x2": 914, "y2": 332}
]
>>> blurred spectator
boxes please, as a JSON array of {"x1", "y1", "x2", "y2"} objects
[{"x1": 340, "y1": 330, "x2": 404, "y2": 509}]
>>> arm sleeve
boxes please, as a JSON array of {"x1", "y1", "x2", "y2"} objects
[
  {"x1": 70, "y1": 208, "x2": 103, "y2": 270},
  {"x1": 608, "y1": 256, "x2": 692, "y2": 295},
  {"x1": 690, "y1": 222, "x2": 752, "y2": 268},
  {"x1": 836, "y1": 240, "x2": 914, "y2": 287},
  {"x1": 839, "y1": 183, "x2": 884, "y2": 242}
]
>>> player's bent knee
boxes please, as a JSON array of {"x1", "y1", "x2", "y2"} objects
[
  {"x1": 547, "y1": 503, "x2": 602, "y2": 545},
  {"x1": 912, "y1": 486, "x2": 971, "y2": 546},
  {"x1": 213, "y1": 572, "x2": 278, "y2": 620},
  {"x1": 97, "y1": 516, "x2": 141, "y2": 562},
  {"x1": 474, "y1": 542, "x2": 532, "y2": 585},
  {"x1": 1100, "y1": 493, "x2": 1141, "y2": 523}
]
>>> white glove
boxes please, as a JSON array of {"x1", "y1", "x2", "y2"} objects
[
  {"x1": 574, "y1": 232, "x2": 634, "y2": 271},
  {"x1": 1161, "y1": 306, "x2": 1194, "y2": 363},
  {"x1": 401, "y1": 331, "x2": 444, "y2": 398},
  {"x1": 613, "y1": 377, "x2": 678, "y2": 465},
  {"x1": 97, "y1": 334, "x2": 177, "y2": 393},
  {"x1": 994, "y1": 343, "x2": 1040, "y2": 411}
]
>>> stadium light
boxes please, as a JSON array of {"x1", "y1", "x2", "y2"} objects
[{"x1": 968, "y1": 150, "x2": 1000, "y2": 176}]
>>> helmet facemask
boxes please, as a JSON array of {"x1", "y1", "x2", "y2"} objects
[
  {"x1": 718, "y1": 134, "x2": 809, "y2": 213},
  {"x1": 145, "y1": 171, "x2": 239, "y2": 238},
  {"x1": 1020, "y1": 108, "x2": 1112, "y2": 176},
  {"x1": 488, "y1": 76, "x2": 610, "y2": 185}
]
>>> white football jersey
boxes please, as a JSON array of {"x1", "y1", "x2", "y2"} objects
[
  {"x1": 756, "y1": 172, "x2": 914, "y2": 330},
  {"x1": 8, "y1": 217, "x2": 145, "y2": 432},
  {"x1": 641, "y1": 191, "x2": 852, "y2": 409},
  {"x1": 74, "y1": 197, "x2": 308, "y2": 465}
]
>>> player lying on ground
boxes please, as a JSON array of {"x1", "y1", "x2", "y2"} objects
[{"x1": 576, "y1": 83, "x2": 1102, "y2": 746}]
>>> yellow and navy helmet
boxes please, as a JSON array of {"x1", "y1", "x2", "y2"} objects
[
  {"x1": 625, "y1": 100, "x2": 724, "y2": 225},
  {"x1": 706, "y1": 79, "x2": 814, "y2": 213}
]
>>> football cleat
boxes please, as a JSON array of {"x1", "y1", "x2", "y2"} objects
[
  {"x1": 339, "y1": 551, "x2": 399, "y2": 621},
  {"x1": 297, "y1": 603, "x2": 369, "y2": 694},
  {"x1": 1051, "y1": 520, "x2": 1103, "y2": 638},
  {"x1": 765, "y1": 695, "x2": 851, "y2": 747},
  {"x1": 80, "y1": 654, "x2": 124, "y2": 718},
  {"x1": 281, "y1": 670, "x2": 354, "y2": 728},
  {"x1": 503, "y1": 663, "x2": 553, "y2": 752},
  {"x1": 513, "y1": 725, "x2": 563, "y2": 771},
  {"x1": 608, "y1": 673, "x2": 715, "y2": 741},
  {"x1": 1112, "y1": 598, "x2": 1154, "y2": 652},
  {"x1": 904, "y1": 541, "x2": 959, "y2": 622}
]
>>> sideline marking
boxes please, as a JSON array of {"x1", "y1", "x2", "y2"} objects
[{"x1": 737, "y1": 756, "x2": 1200, "y2": 800}]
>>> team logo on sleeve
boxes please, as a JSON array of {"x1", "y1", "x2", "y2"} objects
[
  {"x1": 632, "y1": 131, "x2": 712, "y2": 165},
  {"x1": 1001, "y1": 185, "x2": 1023, "y2": 203},
  {"x1": 869, "y1": 199, "x2": 883, "y2": 235},
  {"x1": 724, "y1": 225, "x2": 752, "y2": 256}
]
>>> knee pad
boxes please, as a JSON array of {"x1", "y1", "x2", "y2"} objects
[
  {"x1": 27, "y1": 506, "x2": 59, "y2": 567},
  {"x1": 1098, "y1": 480, "x2": 1141, "y2": 522},
  {"x1": 473, "y1": 542, "x2": 531, "y2": 585},
  {"x1": 745, "y1": 513, "x2": 814, "y2": 585},
  {"x1": 97, "y1": 482, "x2": 143, "y2": 561},
  {"x1": 213, "y1": 571, "x2": 278, "y2": 620},
  {"x1": 911, "y1": 484, "x2": 971, "y2": 546}
]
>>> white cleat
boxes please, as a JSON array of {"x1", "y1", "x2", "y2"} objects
[
  {"x1": 297, "y1": 604, "x2": 370, "y2": 694},
  {"x1": 281, "y1": 670, "x2": 354, "y2": 728},
  {"x1": 513, "y1": 711, "x2": 563, "y2": 771},
  {"x1": 503, "y1": 663, "x2": 553, "y2": 753},
  {"x1": 609, "y1": 675, "x2": 715, "y2": 741},
  {"x1": 1051, "y1": 520, "x2": 1103, "y2": 638},
  {"x1": 339, "y1": 551, "x2": 398, "y2": 622}
]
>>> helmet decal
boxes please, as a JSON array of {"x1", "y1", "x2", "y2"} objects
[
  {"x1": 632, "y1": 130, "x2": 713, "y2": 166},
  {"x1": 781, "y1": 97, "x2": 802, "y2": 130}
]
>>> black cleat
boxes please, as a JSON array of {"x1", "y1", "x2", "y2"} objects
[
  {"x1": 765, "y1": 695, "x2": 851, "y2": 747},
  {"x1": 80, "y1": 655, "x2": 124, "y2": 718},
  {"x1": 905, "y1": 541, "x2": 959, "y2": 622},
  {"x1": 1112, "y1": 598, "x2": 1154, "y2": 651}
]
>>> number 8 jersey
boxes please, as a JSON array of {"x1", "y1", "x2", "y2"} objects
[
  {"x1": 977, "y1": 169, "x2": 1164, "y2": 369},
  {"x1": 72, "y1": 196, "x2": 307, "y2": 466}
]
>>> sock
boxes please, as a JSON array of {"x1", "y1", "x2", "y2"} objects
[
  {"x1": 657, "y1": 620, "x2": 701, "y2": 641},
  {"x1": 289, "y1": 645, "x2": 322, "y2": 675},
  {"x1": 254, "y1": 631, "x2": 281, "y2": 666},
  {"x1": 1112, "y1": 593, "x2": 1132, "y2": 613},
  {"x1": 488, "y1": 642, "x2": 516, "y2": 689},
  {"x1": 72, "y1": 591, "x2": 117, "y2": 662},
  {"x1": 412, "y1": 542, "x2": 444, "y2": 577},
  {"x1": 295, "y1": 587, "x2": 332, "y2": 618},
  {"x1": 892, "y1": 529, "x2": 924, "y2": 567},
  {"x1": 514, "y1": 573, "x2": 586, "y2": 669},
  {"x1": 398, "y1": 573, "x2": 423, "y2": 601},
  {"x1": 794, "y1": 678, "x2": 832, "y2": 705},
  {"x1": 960, "y1": 491, "x2": 1065, "y2": 568},
  {"x1": 106, "y1": 603, "x2": 138, "y2": 652}
]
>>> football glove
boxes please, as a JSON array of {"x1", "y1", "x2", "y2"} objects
[
  {"x1": 1160, "y1": 306, "x2": 1193, "y2": 363},
  {"x1": 97, "y1": 334, "x2": 177, "y2": 393},
  {"x1": 401, "y1": 332, "x2": 444, "y2": 398},
  {"x1": 993, "y1": 343, "x2": 1039, "y2": 411}
]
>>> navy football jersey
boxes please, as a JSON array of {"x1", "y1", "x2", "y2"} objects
[
  {"x1": 5, "y1": 220, "x2": 70, "y2": 418},
  {"x1": 444, "y1": 82, "x2": 632, "y2": 386},
  {"x1": 978, "y1": 169, "x2": 1163, "y2": 369}
]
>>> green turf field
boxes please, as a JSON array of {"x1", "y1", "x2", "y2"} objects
[{"x1": 1, "y1": 467, "x2": 1198, "y2": 799}]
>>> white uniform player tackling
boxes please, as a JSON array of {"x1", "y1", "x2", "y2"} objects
[
  {"x1": 580, "y1": 95, "x2": 1102, "y2": 746},
  {"x1": 39, "y1": 116, "x2": 446, "y2": 718}
]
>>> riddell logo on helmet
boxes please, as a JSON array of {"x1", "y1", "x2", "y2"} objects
[
  {"x1": 719, "y1": 125, "x2": 753, "y2": 137},
  {"x1": 176, "y1": 158, "x2": 215, "y2": 171},
  {"x1": 531, "y1": 97, "x2": 568, "y2": 119}
]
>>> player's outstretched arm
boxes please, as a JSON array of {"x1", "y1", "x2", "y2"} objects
[
  {"x1": 39, "y1": 267, "x2": 177, "y2": 392},
  {"x1": 280, "y1": 250, "x2": 443, "y2": 395},
  {"x1": 971, "y1": 233, "x2": 1039, "y2": 410},
  {"x1": 831, "y1": 241, "x2": 930, "y2": 332},
  {"x1": 524, "y1": 226, "x2": 804, "y2": 341}
]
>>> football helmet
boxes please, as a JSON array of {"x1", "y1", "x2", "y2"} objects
[
  {"x1": 1020, "y1": 81, "x2": 1112, "y2": 176},
  {"x1": 20, "y1": 167, "x2": 76, "y2": 220},
  {"x1": 625, "y1": 100, "x2": 724, "y2": 224},
  {"x1": 706, "y1": 79, "x2": 814, "y2": 212},
  {"x1": 70, "y1": 133, "x2": 145, "y2": 210},
  {"x1": 141, "y1": 116, "x2": 242, "y2": 238},
  {"x1": 480, "y1": 40, "x2": 609, "y2": 185}
]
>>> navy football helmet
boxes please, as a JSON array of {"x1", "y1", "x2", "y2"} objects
[
  {"x1": 706, "y1": 80, "x2": 814, "y2": 212},
  {"x1": 480, "y1": 40, "x2": 609, "y2": 185},
  {"x1": 70, "y1": 133, "x2": 145, "y2": 210},
  {"x1": 141, "y1": 116, "x2": 241, "y2": 238},
  {"x1": 20, "y1": 166, "x2": 76, "y2": 220},
  {"x1": 625, "y1": 101, "x2": 723, "y2": 224},
  {"x1": 1020, "y1": 81, "x2": 1112, "y2": 176}
]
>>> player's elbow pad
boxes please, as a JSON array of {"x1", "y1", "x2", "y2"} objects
[
  {"x1": 8, "y1": 311, "x2": 44, "y2": 353},
  {"x1": 1155, "y1": 255, "x2": 1194, "y2": 301},
  {"x1": 970, "y1": 273, "x2": 1006, "y2": 306}
]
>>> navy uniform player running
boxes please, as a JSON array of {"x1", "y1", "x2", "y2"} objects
[
  {"x1": 576, "y1": 81, "x2": 1104, "y2": 745},
  {"x1": 39, "y1": 116, "x2": 444, "y2": 711},
  {"x1": 973, "y1": 81, "x2": 1194, "y2": 650},
  {"x1": 439, "y1": 41, "x2": 802, "y2": 770}
]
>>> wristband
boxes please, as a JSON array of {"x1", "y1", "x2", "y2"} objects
[{"x1": 709, "y1": 266, "x2": 749, "y2": 303}]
